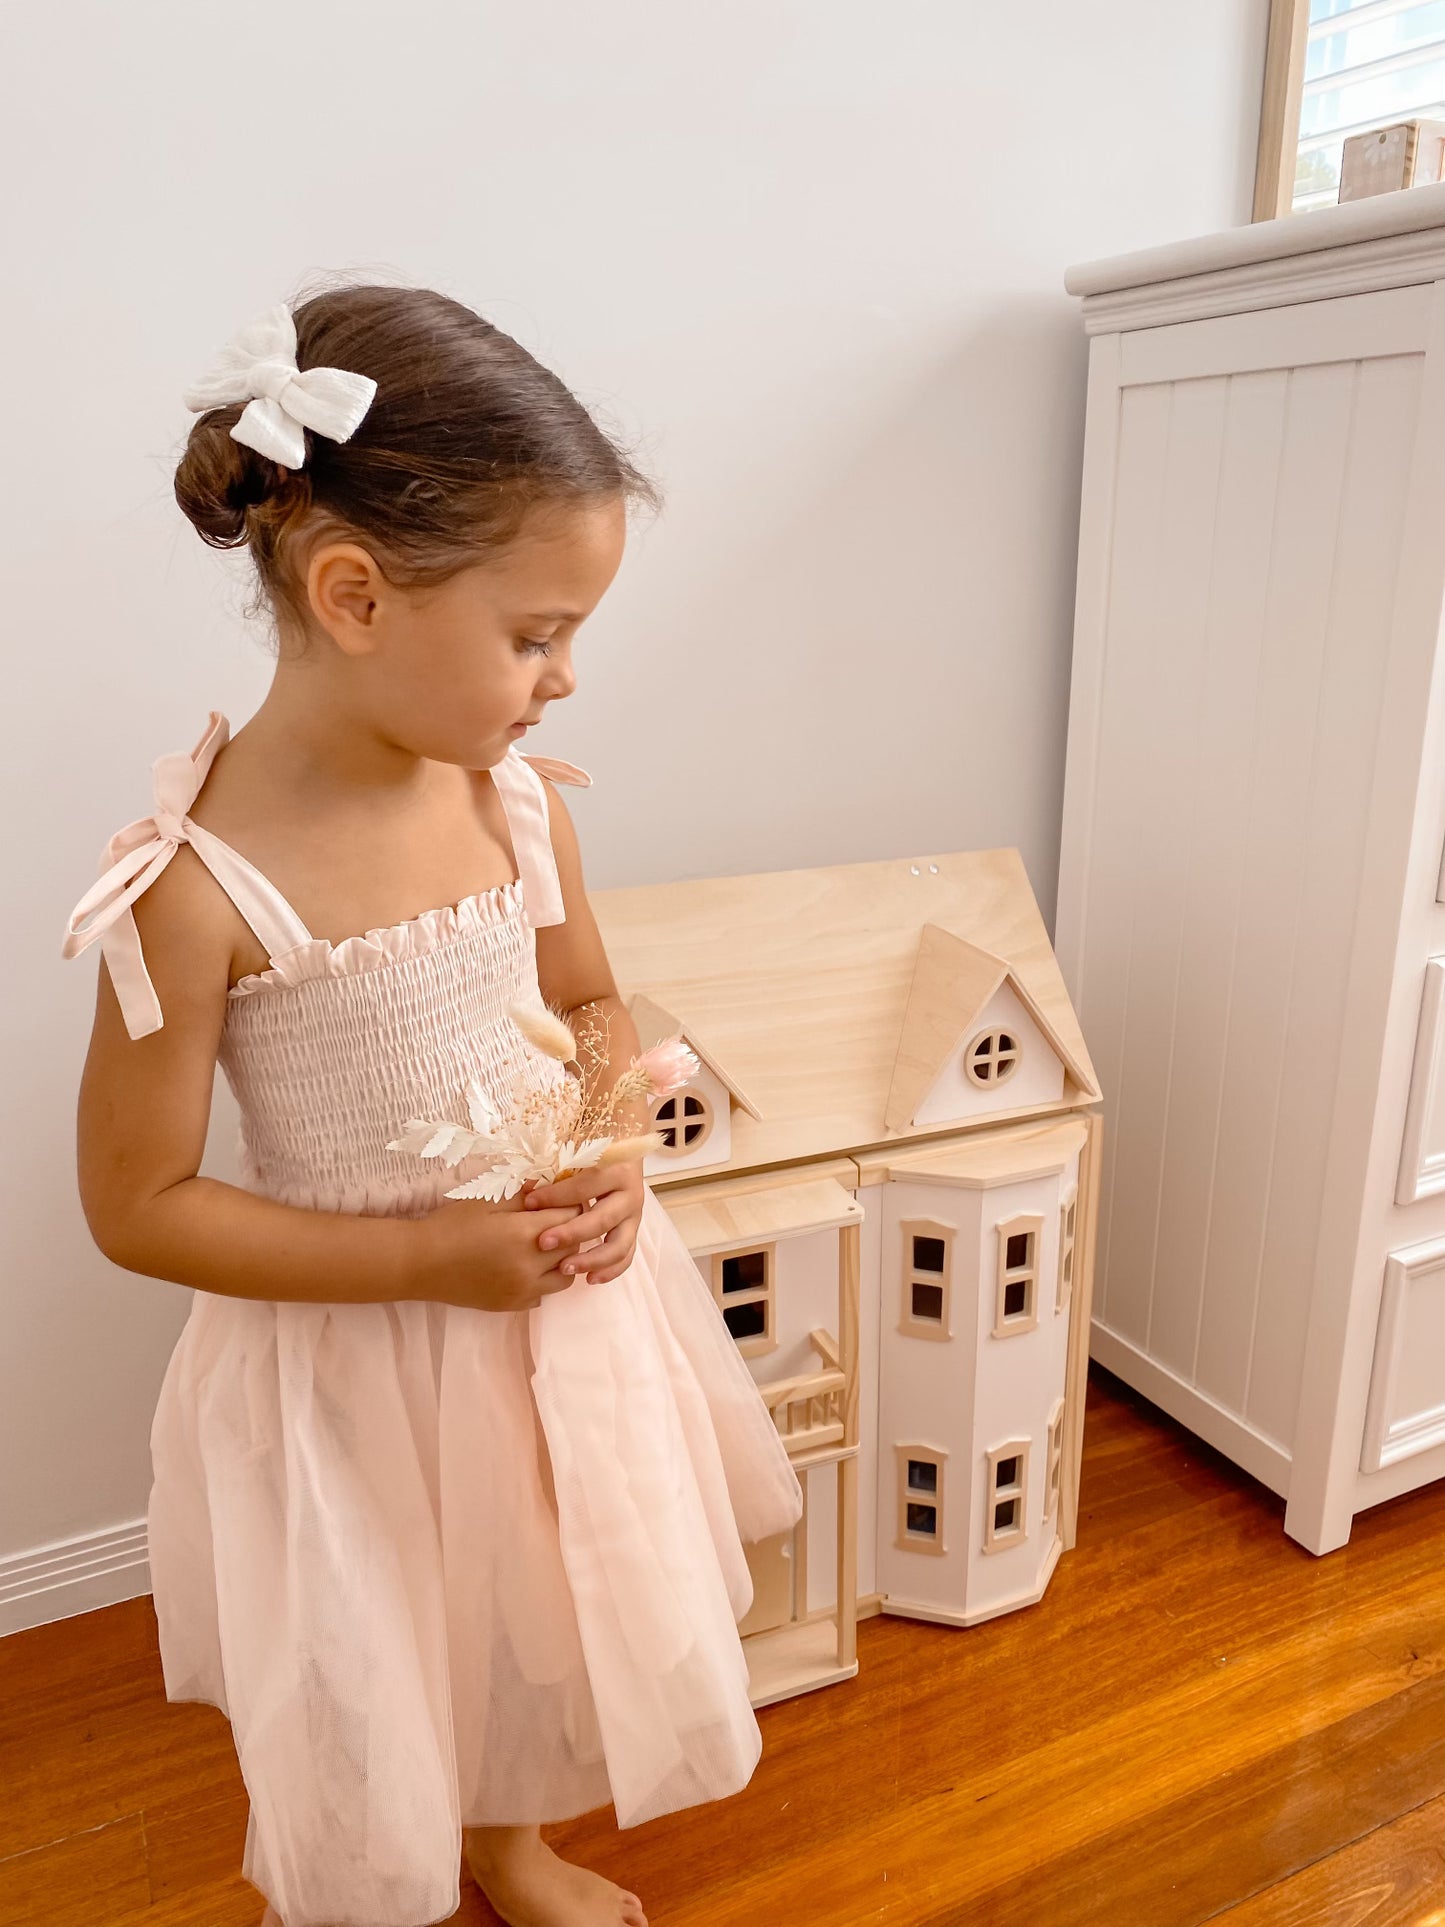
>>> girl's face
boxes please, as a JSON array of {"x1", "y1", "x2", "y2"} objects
[{"x1": 309, "y1": 495, "x2": 628, "y2": 769}]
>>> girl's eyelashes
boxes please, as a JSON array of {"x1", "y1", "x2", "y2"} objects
[{"x1": 518, "y1": 637, "x2": 554, "y2": 658}]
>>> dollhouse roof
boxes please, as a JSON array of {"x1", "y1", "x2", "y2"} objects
[
  {"x1": 628, "y1": 990, "x2": 764, "y2": 1122},
  {"x1": 591, "y1": 848, "x2": 1101, "y2": 1182},
  {"x1": 663, "y1": 1175, "x2": 864, "y2": 1258},
  {"x1": 883, "y1": 923, "x2": 1100, "y2": 1132},
  {"x1": 856, "y1": 1113, "x2": 1091, "y2": 1189}
]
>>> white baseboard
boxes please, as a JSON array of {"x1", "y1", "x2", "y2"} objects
[
  {"x1": 1089, "y1": 1318, "x2": 1293, "y2": 1496},
  {"x1": 0, "y1": 1520, "x2": 152, "y2": 1637}
]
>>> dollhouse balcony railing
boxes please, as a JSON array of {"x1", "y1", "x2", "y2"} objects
[{"x1": 761, "y1": 1328, "x2": 849, "y2": 1456}]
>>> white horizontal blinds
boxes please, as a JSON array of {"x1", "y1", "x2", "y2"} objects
[{"x1": 1295, "y1": 0, "x2": 1445, "y2": 209}]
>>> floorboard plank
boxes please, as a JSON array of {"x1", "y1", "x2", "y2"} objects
[
  {"x1": 4, "y1": 1366, "x2": 1445, "y2": 1925},
  {"x1": 1210, "y1": 1790, "x2": 1445, "y2": 1925}
]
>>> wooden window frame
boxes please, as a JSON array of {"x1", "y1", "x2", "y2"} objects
[
  {"x1": 711, "y1": 1242, "x2": 778, "y2": 1359},
  {"x1": 962, "y1": 1024, "x2": 1022, "y2": 1090},
  {"x1": 650, "y1": 1084, "x2": 715, "y2": 1159},
  {"x1": 899, "y1": 1217, "x2": 955, "y2": 1342},
  {"x1": 1044, "y1": 1399, "x2": 1065, "y2": 1527},
  {"x1": 993, "y1": 1212, "x2": 1044, "y2": 1338},
  {"x1": 1254, "y1": 0, "x2": 1311, "y2": 221},
  {"x1": 894, "y1": 1441, "x2": 948, "y2": 1557},
  {"x1": 1057, "y1": 1183, "x2": 1078, "y2": 1316},
  {"x1": 984, "y1": 1439, "x2": 1031, "y2": 1555}
]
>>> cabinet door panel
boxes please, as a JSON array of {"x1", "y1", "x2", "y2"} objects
[
  {"x1": 1361, "y1": 1234, "x2": 1445, "y2": 1472},
  {"x1": 1397, "y1": 958, "x2": 1445, "y2": 1204}
]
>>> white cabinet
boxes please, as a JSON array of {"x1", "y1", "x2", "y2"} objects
[{"x1": 1057, "y1": 184, "x2": 1445, "y2": 1554}]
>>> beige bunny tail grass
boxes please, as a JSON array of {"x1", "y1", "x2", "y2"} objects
[
  {"x1": 509, "y1": 1000, "x2": 577, "y2": 1061},
  {"x1": 597, "y1": 1133, "x2": 665, "y2": 1167}
]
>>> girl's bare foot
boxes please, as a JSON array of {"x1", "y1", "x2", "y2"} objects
[{"x1": 464, "y1": 1823, "x2": 647, "y2": 1927}]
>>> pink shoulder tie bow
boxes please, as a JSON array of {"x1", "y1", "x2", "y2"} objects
[
  {"x1": 62, "y1": 712, "x2": 230, "y2": 1040},
  {"x1": 518, "y1": 752, "x2": 592, "y2": 788}
]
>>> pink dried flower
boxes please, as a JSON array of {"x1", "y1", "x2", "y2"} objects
[{"x1": 635, "y1": 1036, "x2": 700, "y2": 1098}]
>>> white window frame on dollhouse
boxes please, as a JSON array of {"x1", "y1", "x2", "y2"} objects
[
  {"x1": 710, "y1": 1243, "x2": 777, "y2": 1359},
  {"x1": 1044, "y1": 1398, "x2": 1065, "y2": 1527},
  {"x1": 963, "y1": 1025, "x2": 1021, "y2": 1089},
  {"x1": 899, "y1": 1218, "x2": 956, "y2": 1341},
  {"x1": 984, "y1": 1439, "x2": 1030, "y2": 1554},
  {"x1": 993, "y1": 1212, "x2": 1044, "y2": 1338},
  {"x1": 651, "y1": 1085, "x2": 715, "y2": 1159},
  {"x1": 1057, "y1": 1183, "x2": 1078, "y2": 1316},
  {"x1": 894, "y1": 1442, "x2": 948, "y2": 1556}
]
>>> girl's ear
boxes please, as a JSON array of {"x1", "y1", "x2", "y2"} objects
[{"x1": 304, "y1": 541, "x2": 389, "y2": 655}]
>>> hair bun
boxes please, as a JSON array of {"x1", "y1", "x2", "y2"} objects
[{"x1": 174, "y1": 409, "x2": 289, "y2": 548}]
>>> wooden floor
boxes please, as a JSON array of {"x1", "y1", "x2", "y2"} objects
[{"x1": 4, "y1": 1362, "x2": 1445, "y2": 1926}]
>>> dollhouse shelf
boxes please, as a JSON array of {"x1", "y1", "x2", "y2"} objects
[{"x1": 741, "y1": 1613, "x2": 860, "y2": 1709}]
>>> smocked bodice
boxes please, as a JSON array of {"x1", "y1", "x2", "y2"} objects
[
  {"x1": 220, "y1": 879, "x2": 566, "y2": 1211},
  {"x1": 63, "y1": 710, "x2": 591, "y2": 1214}
]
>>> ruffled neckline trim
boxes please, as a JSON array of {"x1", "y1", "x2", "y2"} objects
[{"x1": 227, "y1": 876, "x2": 526, "y2": 999}]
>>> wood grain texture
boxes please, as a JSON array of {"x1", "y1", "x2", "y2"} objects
[
  {"x1": 590, "y1": 849, "x2": 1100, "y2": 1182},
  {"x1": 659, "y1": 1175, "x2": 863, "y2": 1258},
  {"x1": 1252, "y1": 0, "x2": 1309, "y2": 223},
  {"x1": 4, "y1": 1365, "x2": 1445, "y2": 1925},
  {"x1": 854, "y1": 1113, "x2": 1089, "y2": 1189}
]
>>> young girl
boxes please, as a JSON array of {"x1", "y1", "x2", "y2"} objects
[{"x1": 62, "y1": 286, "x2": 804, "y2": 1927}]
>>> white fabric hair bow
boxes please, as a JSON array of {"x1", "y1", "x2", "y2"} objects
[{"x1": 182, "y1": 302, "x2": 377, "y2": 468}]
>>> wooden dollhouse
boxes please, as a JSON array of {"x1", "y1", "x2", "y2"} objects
[{"x1": 589, "y1": 848, "x2": 1103, "y2": 1707}]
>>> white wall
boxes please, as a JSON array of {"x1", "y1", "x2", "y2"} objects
[{"x1": 1, "y1": 0, "x2": 1266, "y2": 1618}]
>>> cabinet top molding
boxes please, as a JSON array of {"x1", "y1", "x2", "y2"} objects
[{"x1": 1066, "y1": 179, "x2": 1445, "y2": 334}]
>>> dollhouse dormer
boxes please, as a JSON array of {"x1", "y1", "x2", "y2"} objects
[
  {"x1": 628, "y1": 991, "x2": 763, "y2": 1180},
  {"x1": 883, "y1": 924, "x2": 1099, "y2": 1134}
]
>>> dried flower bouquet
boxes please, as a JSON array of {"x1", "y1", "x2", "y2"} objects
[{"x1": 388, "y1": 1000, "x2": 700, "y2": 1202}]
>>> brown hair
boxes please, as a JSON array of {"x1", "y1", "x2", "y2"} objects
[{"x1": 174, "y1": 279, "x2": 661, "y2": 640}]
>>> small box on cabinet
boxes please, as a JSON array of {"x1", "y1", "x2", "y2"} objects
[{"x1": 1340, "y1": 119, "x2": 1445, "y2": 201}]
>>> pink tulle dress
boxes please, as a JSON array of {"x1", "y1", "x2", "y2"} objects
[{"x1": 62, "y1": 713, "x2": 804, "y2": 1927}]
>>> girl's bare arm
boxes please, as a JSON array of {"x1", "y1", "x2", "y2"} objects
[
  {"x1": 526, "y1": 780, "x2": 652, "y2": 1283},
  {"x1": 75, "y1": 846, "x2": 576, "y2": 1308},
  {"x1": 531, "y1": 778, "x2": 647, "y2": 1127}
]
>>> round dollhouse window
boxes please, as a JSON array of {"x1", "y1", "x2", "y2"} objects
[
  {"x1": 650, "y1": 1087, "x2": 713, "y2": 1156},
  {"x1": 963, "y1": 1027, "x2": 1020, "y2": 1088}
]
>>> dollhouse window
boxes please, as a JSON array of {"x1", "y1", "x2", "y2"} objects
[
  {"x1": 650, "y1": 1087, "x2": 713, "y2": 1157},
  {"x1": 1057, "y1": 1184, "x2": 1078, "y2": 1315},
  {"x1": 984, "y1": 1439, "x2": 1030, "y2": 1554},
  {"x1": 710, "y1": 1243, "x2": 777, "y2": 1358},
  {"x1": 895, "y1": 1443, "x2": 947, "y2": 1557},
  {"x1": 899, "y1": 1219, "x2": 955, "y2": 1342},
  {"x1": 1044, "y1": 1398, "x2": 1065, "y2": 1526},
  {"x1": 992, "y1": 1213, "x2": 1044, "y2": 1338},
  {"x1": 964, "y1": 1026, "x2": 1021, "y2": 1088}
]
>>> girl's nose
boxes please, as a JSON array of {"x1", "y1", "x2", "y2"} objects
[{"x1": 540, "y1": 656, "x2": 577, "y2": 701}]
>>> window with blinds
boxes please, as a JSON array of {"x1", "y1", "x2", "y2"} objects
[{"x1": 1295, "y1": 0, "x2": 1445, "y2": 209}]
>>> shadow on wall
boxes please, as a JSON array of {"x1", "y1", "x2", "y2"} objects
[{"x1": 583, "y1": 295, "x2": 1090, "y2": 931}]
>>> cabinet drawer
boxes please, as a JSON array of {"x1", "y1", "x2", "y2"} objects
[
  {"x1": 1361, "y1": 1233, "x2": 1445, "y2": 1473},
  {"x1": 1397, "y1": 958, "x2": 1445, "y2": 1204}
]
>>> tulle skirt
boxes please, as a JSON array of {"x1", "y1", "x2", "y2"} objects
[{"x1": 146, "y1": 1183, "x2": 804, "y2": 1927}]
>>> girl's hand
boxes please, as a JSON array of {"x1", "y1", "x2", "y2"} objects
[
  {"x1": 416, "y1": 1188, "x2": 585, "y2": 1312},
  {"x1": 523, "y1": 1159, "x2": 646, "y2": 1286}
]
